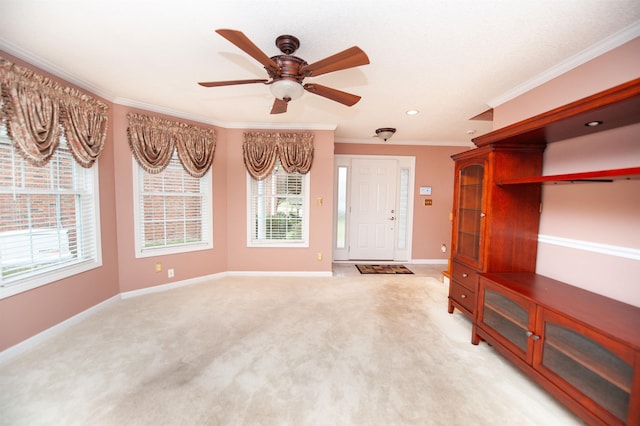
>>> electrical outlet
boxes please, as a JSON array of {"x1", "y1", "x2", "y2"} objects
[
  {"x1": 424, "y1": 199, "x2": 433, "y2": 206},
  {"x1": 317, "y1": 252, "x2": 323, "y2": 261},
  {"x1": 154, "y1": 262, "x2": 162, "y2": 273},
  {"x1": 168, "y1": 268, "x2": 174, "y2": 278}
]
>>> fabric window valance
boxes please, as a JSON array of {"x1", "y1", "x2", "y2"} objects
[
  {"x1": 243, "y1": 131, "x2": 314, "y2": 180},
  {"x1": 126, "y1": 113, "x2": 216, "y2": 178},
  {"x1": 0, "y1": 56, "x2": 108, "y2": 168}
]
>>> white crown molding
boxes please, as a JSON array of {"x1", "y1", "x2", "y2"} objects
[
  {"x1": 112, "y1": 96, "x2": 226, "y2": 126},
  {"x1": 222, "y1": 121, "x2": 337, "y2": 131},
  {"x1": 538, "y1": 234, "x2": 640, "y2": 260},
  {"x1": 0, "y1": 37, "x2": 115, "y2": 101},
  {"x1": 115, "y1": 96, "x2": 338, "y2": 131},
  {"x1": 488, "y1": 21, "x2": 640, "y2": 108},
  {"x1": 336, "y1": 137, "x2": 474, "y2": 147}
]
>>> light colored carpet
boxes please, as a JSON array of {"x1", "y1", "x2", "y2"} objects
[{"x1": 0, "y1": 275, "x2": 582, "y2": 425}]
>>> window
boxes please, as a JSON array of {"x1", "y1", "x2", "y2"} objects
[
  {"x1": 335, "y1": 166, "x2": 348, "y2": 249},
  {"x1": 133, "y1": 152, "x2": 212, "y2": 257},
  {"x1": 397, "y1": 168, "x2": 410, "y2": 250},
  {"x1": 0, "y1": 125, "x2": 101, "y2": 298},
  {"x1": 247, "y1": 159, "x2": 309, "y2": 247}
]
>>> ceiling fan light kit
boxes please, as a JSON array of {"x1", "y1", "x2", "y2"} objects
[
  {"x1": 270, "y1": 79, "x2": 304, "y2": 101},
  {"x1": 198, "y1": 29, "x2": 370, "y2": 114},
  {"x1": 375, "y1": 127, "x2": 396, "y2": 142}
]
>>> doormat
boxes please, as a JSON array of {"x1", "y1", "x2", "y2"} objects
[{"x1": 356, "y1": 264, "x2": 413, "y2": 274}]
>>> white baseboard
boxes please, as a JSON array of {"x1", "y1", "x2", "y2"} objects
[
  {"x1": 0, "y1": 294, "x2": 120, "y2": 365},
  {"x1": 333, "y1": 259, "x2": 447, "y2": 265},
  {"x1": 120, "y1": 272, "x2": 227, "y2": 299},
  {"x1": 226, "y1": 270, "x2": 333, "y2": 278},
  {"x1": 0, "y1": 268, "x2": 370, "y2": 362},
  {"x1": 1, "y1": 273, "x2": 227, "y2": 363},
  {"x1": 409, "y1": 259, "x2": 448, "y2": 265}
]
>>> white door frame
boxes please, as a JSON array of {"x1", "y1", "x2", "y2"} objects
[{"x1": 333, "y1": 154, "x2": 416, "y2": 262}]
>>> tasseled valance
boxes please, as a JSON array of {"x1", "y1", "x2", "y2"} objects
[
  {"x1": 126, "y1": 113, "x2": 216, "y2": 178},
  {"x1": 0, "y1": 56, "x2": 108, "y2": 168},
  {"x1": 243, "y1": 131, "x2": 314, "y2": 180}
]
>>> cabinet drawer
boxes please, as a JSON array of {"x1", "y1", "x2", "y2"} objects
[
  {"x1": 451, "y1": 261, "x2": 478, "y2": 290},
  {"x1": 449, "y1": 280, "x2": 476, "y2": 313}
]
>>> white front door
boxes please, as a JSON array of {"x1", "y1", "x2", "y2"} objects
[{"x1": 348, "y1": 158, "x2": 397, "y2": 260}]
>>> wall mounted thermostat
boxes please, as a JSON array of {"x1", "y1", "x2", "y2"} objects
[{"x1": 419, "y1": 186, "x2": 432, "y2": 196}]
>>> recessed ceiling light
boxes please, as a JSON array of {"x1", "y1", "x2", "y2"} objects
[
  {"x1": 406, "y1": 109, "x2": 419, "y2": 116},
  {"x1": 585, "y1": 120, "x2": 603, "y2": 127}
]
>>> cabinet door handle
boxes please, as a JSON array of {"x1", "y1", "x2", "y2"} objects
[
  {"x1": 526, "y1": 331, "x2": 541, "y2": 341},
  {"x1": 462, "y1": 273, "x2": 468, "y2": 278},
  {"x1": 461, "y1": 293, "x2": 467, "y2": 299},
  {"x1": 480, "y1": 212, "x2": 486, "y2": 218}
]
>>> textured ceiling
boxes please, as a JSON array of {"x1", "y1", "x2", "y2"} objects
[{"x1": 1, "y1": 1, "x2": 639, "y2": 145}]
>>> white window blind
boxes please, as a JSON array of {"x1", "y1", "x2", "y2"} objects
[
  {"x1": 0, "y1": 125, "x2": 101, "y2": 296},
  {"x1": 248, "y1": 160, "x2": 308, "y2": 246},
  {"x1": 134, "y1": 151, "x2": 211, "y2": 257}
]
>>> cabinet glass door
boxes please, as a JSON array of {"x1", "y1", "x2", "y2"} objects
[
  {"x1": 539, "y1": 312, "x2": 634, "y2": 424},
  {"x1": 479, "y1": 282, "x2": 535, "y2": 362},
  {"x1": 456, "y1": 164, "x2": 484, "y2": 263}
]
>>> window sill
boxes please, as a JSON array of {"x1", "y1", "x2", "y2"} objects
[{"x1": 0, "y1": 259, "x2": 102, "y2": 300}]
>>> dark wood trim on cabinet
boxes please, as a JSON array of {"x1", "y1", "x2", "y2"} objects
[
  {"x1": 472, "y1": 78, "x2": 640, "y2": 147},
  {"x1": 498, "y1": 166, "x2": 640, "y2": 185}
]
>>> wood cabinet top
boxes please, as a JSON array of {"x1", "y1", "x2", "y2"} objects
[
  {"x1": 472, "y1": 78, "x2": 640, "y2": 148},
  {"x1": 480, "y1": 272, "x2": 640, "y2": 350}
]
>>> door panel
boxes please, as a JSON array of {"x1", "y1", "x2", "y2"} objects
[{"x1": 349, "y1": 158, "x2": 397, "y2": 260}]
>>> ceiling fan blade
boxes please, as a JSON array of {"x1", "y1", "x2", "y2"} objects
[
  {"x1": 198, "y1": 79, "x2": 268, "y2": 87},
  {"x1": 304, "y1": 83, "x2": 362, "y2": 106},
  {"x1": 270, "y1": 98, "x2": 288, "y2": 114},
  {"x1": 300, "y1": 46, "x2": 369, "y2": 77},
  {"x1": 215, "y1": 29, "x2": 279, "y2": 71}
]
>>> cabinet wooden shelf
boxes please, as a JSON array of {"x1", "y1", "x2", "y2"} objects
[
  {"x1": 498, "y1": 166, "x2": 640, "y2": 185},
  {"x1": 484, "y1": 297, "x2": 528, "y2": 329},
  {"x1": 479, "y1": 272, "x2": 640, "y2": 350},
  {"x1": 448, "y1": 78, "x2": 640, "y2": 425},
  {"x1": 447, "y1": 145, "x2": 543, "y2": 320},
  {"x1": 545, "y1": 339, "x2": 631, "y2": 393},
  {"x1": 476, "y1": 272, "x2": 640, "y2": 426}
]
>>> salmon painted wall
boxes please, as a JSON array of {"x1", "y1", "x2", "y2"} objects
[
  {"x1": 0, "y1": 52, "x2": 120, "y2": 351},
  {"x1": 334, "y1": 143, "x2": 468, "y2": 261},
  {"x1": 491, "y1": 38, "x2": 640, "y2": 306},
  {"x1": 112, "y1": 105, "x2": 228, "y2": 293},
  {"x1": 493, "y1": 37, "x2": 640, "y2": 128},
  {"x1": 225, "y1": 128, "x2": 334, "y2": 273}
]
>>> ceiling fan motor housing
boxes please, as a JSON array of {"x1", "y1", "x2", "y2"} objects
[
  {"x1": 267, "y1": 35, "x2": 308, "y2": 84},
  {"x1": 268, "y1": 55, "x2": 307, "y2": 83}
]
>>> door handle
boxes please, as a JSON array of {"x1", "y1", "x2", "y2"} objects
[{"x1": 388, "y1": 216, "x2": 395, "y2": 221}]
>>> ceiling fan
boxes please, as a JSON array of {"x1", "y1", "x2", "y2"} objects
[{"x1": 198, "y1": 29, "x2": 370, "y2": 114}]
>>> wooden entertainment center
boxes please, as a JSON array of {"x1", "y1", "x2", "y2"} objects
[{"x1": 447, "y1": 78, "x2": 640, "y2": 425}]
